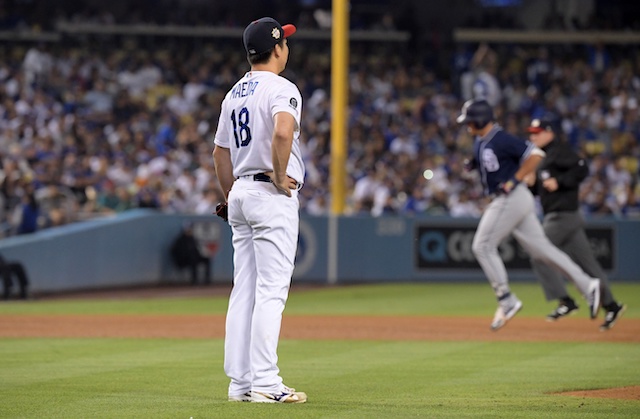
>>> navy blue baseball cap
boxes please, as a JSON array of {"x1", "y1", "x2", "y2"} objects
[{"x1": 243, "y1": 17, "x2": 297, "y2": 56}]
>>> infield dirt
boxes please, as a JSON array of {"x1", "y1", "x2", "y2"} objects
[{"x1": 2, "y1": 284, "x2": 638, "y2": 400}]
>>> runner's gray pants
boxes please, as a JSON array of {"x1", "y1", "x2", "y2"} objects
[{"x1": 472, "y1": 184, "x2": 597, "y2": 300}]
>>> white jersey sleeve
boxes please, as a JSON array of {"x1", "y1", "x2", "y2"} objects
[
  {"x1": 213, "y1": 98, "x2": 232, "y2": 149},
  {"x1": 272, "y1": 79, "x2": 304, "y2": 184},
  {"x1": 272, "y1": 83, "x2": 302, "y2": 132}
]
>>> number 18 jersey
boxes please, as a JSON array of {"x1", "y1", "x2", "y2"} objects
[{"x1": 214, "y1": 71, "x2": 305, "y2": 184}]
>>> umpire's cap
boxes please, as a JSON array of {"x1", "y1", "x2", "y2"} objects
[
  {"x1": 456, "y1": 99, "x2": 494, "y2": 127},
  {"x1": 528, "y1": 112, "x2": 562, "y2": 135},
  {"x1": 243, "y1": 17, "x2": 297, "y2": 56}
]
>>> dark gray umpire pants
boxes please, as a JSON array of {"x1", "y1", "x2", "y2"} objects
[{"x1": 531, "y1": 211, "x2": 614, "y2": 306}]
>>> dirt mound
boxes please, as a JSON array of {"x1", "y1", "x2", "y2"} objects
[{"x1": 556, "y1": 386, "x2": 640, "y2": 400}]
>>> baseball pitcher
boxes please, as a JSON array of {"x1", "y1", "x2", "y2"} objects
[{"x1": 213, "y1": 17, "x2": 306, "y2": 403}]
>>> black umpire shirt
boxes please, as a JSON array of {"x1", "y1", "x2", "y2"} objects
[{"x1": 534, "y1": 139, "x2": 589, "y2": 214}]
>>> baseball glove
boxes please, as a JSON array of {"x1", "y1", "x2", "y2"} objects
[{"x1": 215, "y1": 202, "x2": 228, "y2": 222}]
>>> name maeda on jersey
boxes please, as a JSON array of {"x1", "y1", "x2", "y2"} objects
[{"x1": 231, "y1": 81, "x2": 259, "y2": 99}]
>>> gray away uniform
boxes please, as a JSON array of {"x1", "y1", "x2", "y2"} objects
[{"x1": 470, "y1": 125, "x2": 599, "y2": 308}]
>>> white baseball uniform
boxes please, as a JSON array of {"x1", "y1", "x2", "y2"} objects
[{"x1": 214, "y1": 70, "x2": 304, "y2": 397}]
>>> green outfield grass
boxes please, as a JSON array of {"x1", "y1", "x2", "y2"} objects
[{"x1": 1, "y1": 282, "x2": 639, "y2": 418}]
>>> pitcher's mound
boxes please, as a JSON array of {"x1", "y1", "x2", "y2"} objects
[{"x1": 556, "y1": 386, "x2": 640, "y2": 400}]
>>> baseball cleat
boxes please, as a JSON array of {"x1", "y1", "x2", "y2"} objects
[
  {"x1": 546, "y1": 300, "x2": 579, "y2": 322},
  {"x1": 228, "y1": 392, "x2": 252, "y2": 402},
  {"x1": 490, "y1": 298, "x2": 523, "y2": 331},
  {"x1": 586, "y1": 279, "x2": 601, "y2": 319},
  {"x1": 600, "y1": 303, "x2": 626, "y2": 331},
  {"x1": 251, "y1": 385, "x2": 307, "y2": 403}
]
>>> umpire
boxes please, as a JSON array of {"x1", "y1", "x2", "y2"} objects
[{"x1": 526, "y1": 113, "x2": 625, "y2": 330}]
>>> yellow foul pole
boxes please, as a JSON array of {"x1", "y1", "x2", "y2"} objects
[{"x1": 330, "y1": 0, "x2": 348, "y2": 215}]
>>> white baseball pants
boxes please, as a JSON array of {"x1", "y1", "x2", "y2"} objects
[{"x1": 224, "y1": 178, "x2": 299, "y2": 397}]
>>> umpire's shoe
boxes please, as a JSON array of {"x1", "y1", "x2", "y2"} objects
[
  {"x1": 600, "y1": 303, "x2": 626, "y2": 331},
  {"x1": 546, "y1": 298, "x2": 579, "y2": 322}
]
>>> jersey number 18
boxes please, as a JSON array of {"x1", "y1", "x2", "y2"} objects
[{"x1": 231, "y1": 107, "x2": 252, "y2": 148}]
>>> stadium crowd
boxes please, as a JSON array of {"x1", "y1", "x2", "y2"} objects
[{"x1": 0, "y1": 5, "x2": 639, "y2": 236}]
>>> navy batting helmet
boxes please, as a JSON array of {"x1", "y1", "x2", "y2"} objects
[{"x1": 456, "y1": 99, "x2": 494, "y2": 128}]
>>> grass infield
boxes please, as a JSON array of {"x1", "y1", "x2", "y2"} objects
[{"x1": 1, "y1": 282, "x2": 639, "y2": 418}]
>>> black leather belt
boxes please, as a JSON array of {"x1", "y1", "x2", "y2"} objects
[
  {"x1": 253, "y1": 173, "x2": 272, "y2": 183},
  {"x1": 239, "y1": 173, "x2": 303, "y2": 190}
]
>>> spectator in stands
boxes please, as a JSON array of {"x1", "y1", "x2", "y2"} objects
[
  {"x1": 136, "y1": 187, "x2": 160, "y2": 209},
  {"x1": 22, "y1": 43, "x2": 53, "y2": 90},
  {"x1": 15, "y1": 191, "x2": 41, "y2": 235},
  {"x1": 449, "y1": 189, "x2": 482, "y2": 218},
  {"x1": 587, "y1": 41, "x2": 611, "y2": 77},
  {"x1": 623, "y1": 182, "x2": 640, "y2": 218}
]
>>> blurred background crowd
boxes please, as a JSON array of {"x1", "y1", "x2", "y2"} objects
[{"x1": 1, "y1": 0, "x2": 639, "y2": 237}]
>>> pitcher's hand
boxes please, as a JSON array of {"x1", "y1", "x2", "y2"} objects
[{"x1": 266, "y1": 171, "x2": 296, "y2": 197}]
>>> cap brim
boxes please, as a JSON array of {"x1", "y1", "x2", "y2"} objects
[
  {"x1": 456, "y1": 114, "x2": 467, "y2": 124},
  {"x1": 283, "y1": 24, "x2": 297, "y2": 38},
  {"x1": 527, "y1": 127, "x2": 544, "y2": 133}
]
